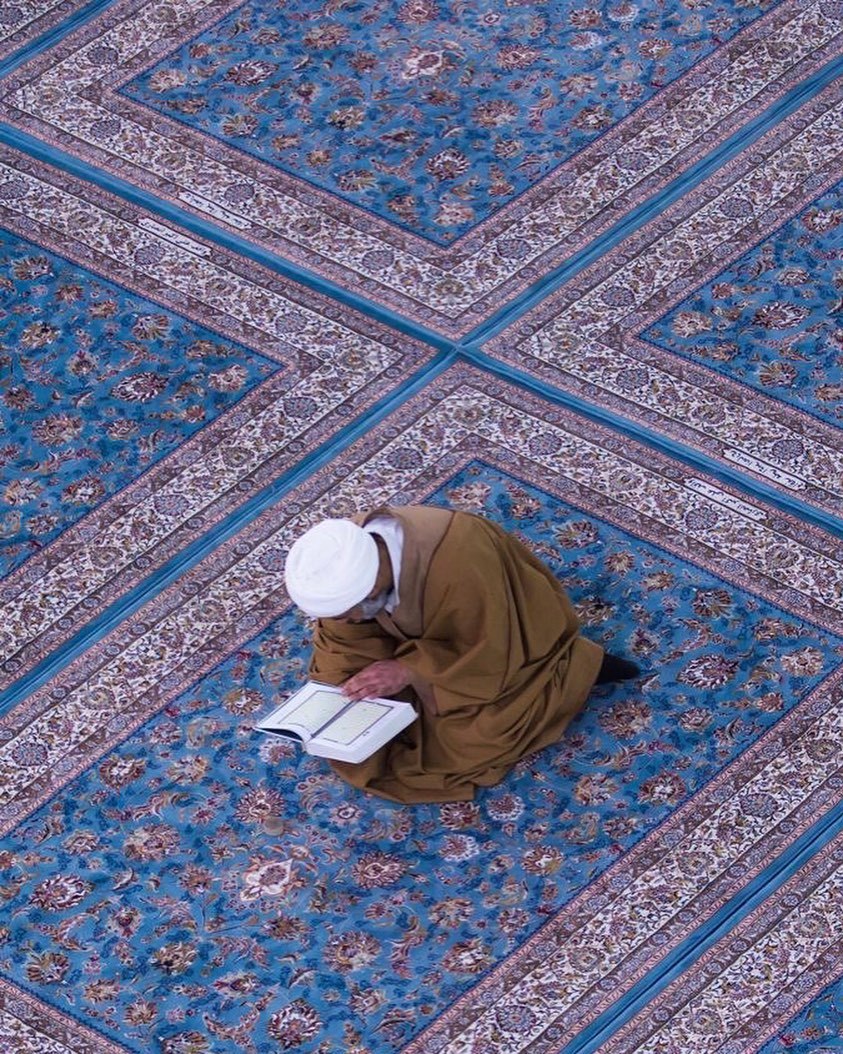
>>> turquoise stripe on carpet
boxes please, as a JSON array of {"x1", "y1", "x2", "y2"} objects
[
  {"x1": 561, "y1": 798, "x2": 843, "y2": 1054},
  {"x1": 0, "y1": 348, "x2": 456, "y2": 716}
]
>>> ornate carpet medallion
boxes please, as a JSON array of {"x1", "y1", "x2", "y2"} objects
[{"x1": 0, "y1": 0, "x2": 839, "y2": 333}]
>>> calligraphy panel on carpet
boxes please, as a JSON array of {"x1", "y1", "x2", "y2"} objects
[
  {"x1": 484, "y1": 79, "x2": 843, "y2": 520},
  {"x1": 1, "y1": 365, "x2": 842, "y2": 1052},
  {"x1": 0, "y1": 145, "x2": 435, "y2": 692},
  {"x1": 0, "y1": 0, "x2": 838, "y2": 334}
]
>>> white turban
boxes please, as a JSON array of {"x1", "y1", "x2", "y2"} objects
[{"x1": 284, "y1": 519, "x2": 379, "y2": 618}]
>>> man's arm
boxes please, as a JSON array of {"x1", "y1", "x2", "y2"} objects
[
  {"x1": 342, "y1": 660, "x2": 439, "y2": 716},
  {"x1": 309, "y1": 617, "x2": 397, "y2": 685}
]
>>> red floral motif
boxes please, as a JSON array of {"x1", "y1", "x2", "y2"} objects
[
  {"x1": 691, "y1": 588, "x2": 733, "y2": 617},
  {"x1": 574, "y1": 773, "x2": 619, "y2": 805},
  {"x1": 472, "y1": 100, "x2": 519, "y2": 127},
  {"x1": 324, "y1": 931, "x2": 380, "y2": 971},
  {"x1": 25, "y1": 951, "x2": 70, "y2": 984},
  {"x1": 124, "y1": 824, "x2": 181, "y2": 862},
  {"x1": 131, "y1": 314, "x2": 170, "y2": 339},
  {"x1": 20, "y1": 321, "x2": 59, "y2": 347},
  {"x1": 108, "y1": 906, "x2": 142, "y2": 938},
  {"x1": 267, "y1": 1000, "x2": 321, "y2": 1047},
  {"x1": 671, "y1": 310, "x2": 713, "y2": 336},
  {"x1": 125, "y1": 999, "x2": 158, "y2": 1025},
  {"x1": 235, "y1": 786, "x2": 287, "y2": 823},
  {"x1": 400, "y1": 46, "x2": 457, "y2": 80},
  {"x1": 240, "y1": 857, "x2": 306, "y2": 902},
  {"x1": 265, "y1": 915, "x2": 310, "y2": 941},
  {"x1": 496, "y1": 45, "x2": 541, "y2": 70},
  {"x1": 32, "y1": 413, "x2": 83, "y2": 446},
  {"x1": 303, "y1": 23, "x2": 348, "y2": 48},
  {"x1": 224, "y1": 60, "x2": 278, "y2": 85},
  {"x1": 398, "y1": 0, "x2": 438, "y2": 23},
  {"x1": 84, "y1": 978, "x2": 120, "y2": 1003},
  {"x1": 678, "y1": 707, "x2": 714, "y2": 732},
  {"x1": 752, "y1": 302, "x2": 811, "y2": 329},
  {"x1": 780, "y1": 647, "x2": 825, "y2": 677},
  {"x1": 571, "y1": 104, "x2": 613, "y2": 130},
  {"x1": 599, "y1": 700, "x2": 653, "y2": 738},
  {"x1": 678, "y1": 654, "x2": 740, "y2": 688},
  {"x1": 522, "y1": 845, "x2": 563, "y2": 875},
  {"x1": 555, "y1": 519, "x2": 600, "y2": 549},
  {"x1": 150, "y1": 941, "x2": 198, "y2": 975},
  {"x1": 13, "y1": 255, "x2": 51, "y2": 279},
  {"x1": 161, "y1": 1033, "x2": 209, "y2": 1053},
  {"x1": 351, "y1": 852, "x2": 407, "y2": 888},
  {"x1": 426, "y1": 148, "x2": 470, "y2": 180},
  {"x1": 179, "y1": 865, "x2": 215, "y2": 896},
  {"x1": 486, "y1": 793, "x2": 524, "y2": 822},
  {"x1": 149, "y1": 69, "x2": 187, "y2": 92},
  {"x1": 111, "y1": 371, "x2": 168, "y2": 401},
  {"x1": 429, "y1": 897, "x2": 474, "y2": 926},
  {"x1": 208, "y1": 364, "x2": 248, "y2": 391},
  {"x1": 802, "y1": 207, "x2": 842, "y2": 233},
  {"x1": 98, "y1": 756, "x2": 146, "y2": 788},
  {"x1": 442, "y1": 834, "x2": 481, "y2": 862},
  {"x1": 30, "y1": 875, "x2": 92, "y2": 911},
  {"x1": 442, "y1": 938, "x2": 492, "y2": 974},
  {"x1": 61, "y1": 830, "x2": 99, "y2": 855},
  {"x1": 62, "y1": 475, "x2": 106, "y2": 504},
  {"x1": 639, "y1": 771, "x2": 687, "y2": 805},
  {"x1": 212, "y1": 971, "x2": 260, "y2": 999},
  {"x1": 439, "y1": 802, "x2": 481, "y2": 829}
]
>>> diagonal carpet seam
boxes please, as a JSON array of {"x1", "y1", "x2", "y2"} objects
[
  {"x1": 558, "y1": 796, "x2": 843, "y2": 1053},
  {"x1": 0, "y1": 53, "x2": 836, "y2": 354},
  {"x1": 4, "y1": 342, "x2": 841, "y2": 723},
  {"x1": 0, "y1": 347, "x2": 459, "y2": 716},
  {"x1": 0, "y1": 122, "x2": 456, "y2": 352},
  {"x1": 461, "y1": 51, "x2": 843, "y2": 348},
  {"x1": 461, "y1": 349, "x2": 843, "y2": 538}
]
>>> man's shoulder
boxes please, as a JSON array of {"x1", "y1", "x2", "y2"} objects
[
  {"x1": 364, "y1": 504, "x2": 455, "y2": 530},
  {"x1": 361, "y1": 504, "x2": 506, "y2": 557},
  {"x1": 429, "y1": 509, "x2": 512, "y2": 566}
]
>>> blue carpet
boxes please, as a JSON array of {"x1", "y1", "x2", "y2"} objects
[{"x1": 0, "y1": 0, "x2": 841, "y2": 1050}]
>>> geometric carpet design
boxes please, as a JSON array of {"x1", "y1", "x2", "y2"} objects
[{"x1": 0, "y1": 0, "x2": 841, "y2": 1050}]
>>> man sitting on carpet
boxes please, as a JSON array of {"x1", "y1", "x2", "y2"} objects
[{"x1": 283, "y1": 505, "x2": 639, "y2": 803}]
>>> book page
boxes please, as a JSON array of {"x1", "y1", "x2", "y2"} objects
[
  {"x1": 282, "y1": 688, "x2": 350, "y2": 736},
  {"x1": 318, "y1": 701, "x2": 392, "y2": 746}
]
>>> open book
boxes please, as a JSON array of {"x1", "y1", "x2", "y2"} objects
[{"x1": 255, "y1": 680, "x2": 417, "y2": 764}]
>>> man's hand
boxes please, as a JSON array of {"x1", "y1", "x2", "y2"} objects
[{"x1": 342, "y1": 660, "x2": 413, "y2": 702}]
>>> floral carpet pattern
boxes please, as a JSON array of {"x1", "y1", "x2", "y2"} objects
[
  {"x1": 643, "y1": 182, "x2": 843, "y2": 428},
  {"x1": 122, "y1": 0, "x2": 776, "y2": 243},
  {"x1": 0, "y1": 228, "x2": 278, "y2": 577},
  {"x1": 0, "y1": 1, "x2": 842, "y2": 1052}
]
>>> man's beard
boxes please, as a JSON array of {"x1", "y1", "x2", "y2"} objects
[{"x1": 359, "y1": 591, "x2": 389, "y2": 618}]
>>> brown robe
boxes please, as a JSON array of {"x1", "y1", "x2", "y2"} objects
[{"x1": 309, "y1": 506, "x2": 603, "y2": 803}]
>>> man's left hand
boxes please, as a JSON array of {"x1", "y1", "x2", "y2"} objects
[{"x1": 342, "y1": 660, "x2": 413, "y2": 702}]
